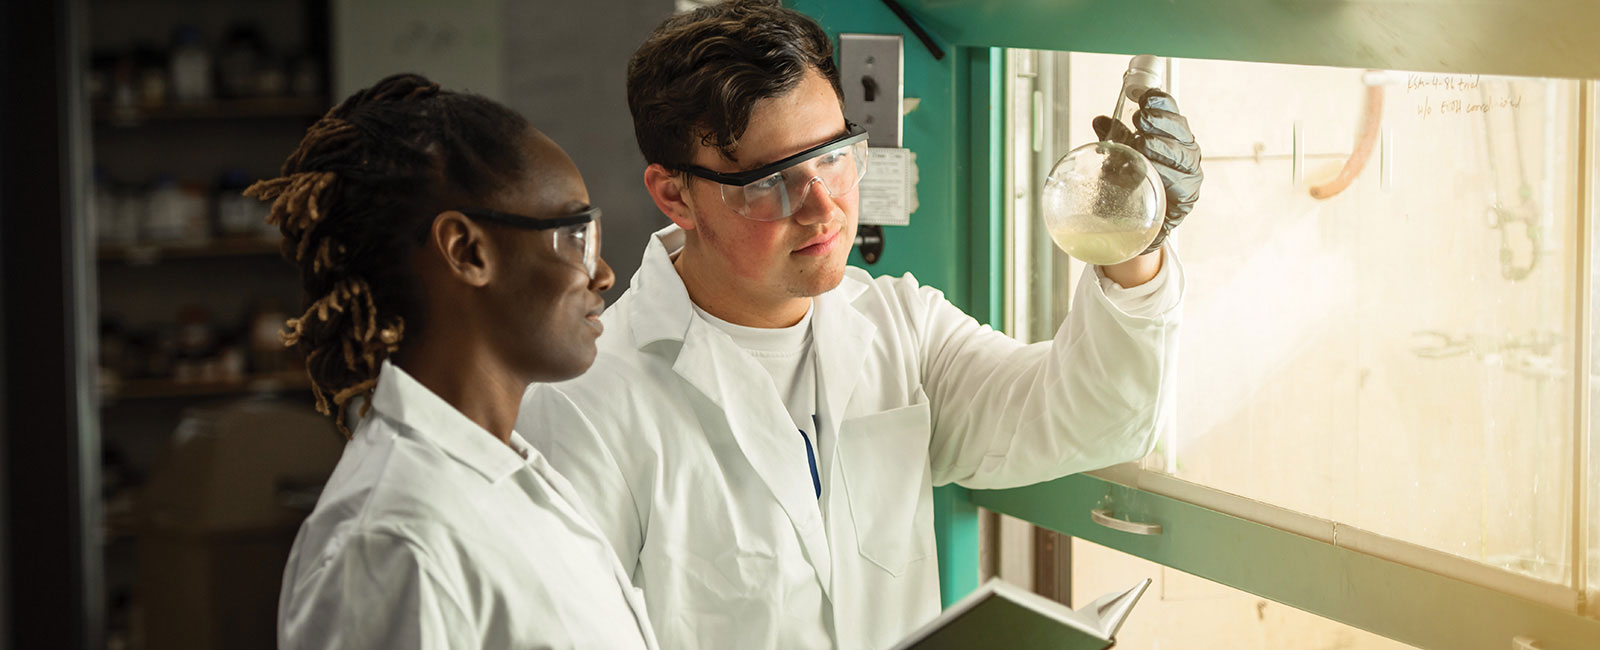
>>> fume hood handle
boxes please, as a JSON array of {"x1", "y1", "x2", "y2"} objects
[{"x1": 1091, "y1": 508, "x2": 1163, "y2": 536}]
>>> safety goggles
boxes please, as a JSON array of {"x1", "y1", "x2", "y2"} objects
[
  {"x1": 675, "y1": 123, "x2": 870, "y2": 222},
  {"x1": 458, "y1": 206, "x2": 602, "y2": 278}
]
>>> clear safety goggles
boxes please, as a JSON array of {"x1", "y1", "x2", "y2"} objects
[
  {"x1": 458, "y1": 206, "x2": 602, "y2": 278},
  {"x1": 676, "y1": 123, "x2": 870, "y2": 222}
]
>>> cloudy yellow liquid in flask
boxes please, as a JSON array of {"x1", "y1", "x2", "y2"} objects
[{"x1": 1042, "y1": 56, "x2": 1167, "y2": 266}]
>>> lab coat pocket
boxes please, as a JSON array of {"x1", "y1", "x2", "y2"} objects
[{"x1": 838, "y1": 401, "x2": 934, "y2": 577}]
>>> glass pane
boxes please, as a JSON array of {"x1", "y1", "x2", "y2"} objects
[
  {"x1": 1071, "y1": 538, "x2": 1420, "y2": 650},
  {"x1": 1590, "y1": 84, "x2": 1600, "y2": 596},
  {"x1": 1036, "y1": 53, "x2": 1584, "y2": 584}
]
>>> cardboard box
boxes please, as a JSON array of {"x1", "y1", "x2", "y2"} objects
[{"x1": 137, "y1": 398, "x2": 342, "y2": 650}]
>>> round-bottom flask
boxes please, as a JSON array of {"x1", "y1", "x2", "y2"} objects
[{"x1": 1040, "y1": 140, "x2": 1166, "y2": 266}]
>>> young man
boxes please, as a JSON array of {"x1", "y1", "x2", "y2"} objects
[{"x1": 520, "y1": 1, "x2": 1201, "y2": 648}]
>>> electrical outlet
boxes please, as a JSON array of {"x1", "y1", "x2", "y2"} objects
[{"x1": 839, "y1": 33, "x2": 903, "y2": 148}]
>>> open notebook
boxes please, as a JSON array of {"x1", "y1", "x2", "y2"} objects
[{"x1": 889, "y1": 577, "x2": 1152, "y2": 650}]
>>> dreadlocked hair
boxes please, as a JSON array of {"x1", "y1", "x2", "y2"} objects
[{"x1": 244, "y1": 73, "x2": 531, "y2": 436}]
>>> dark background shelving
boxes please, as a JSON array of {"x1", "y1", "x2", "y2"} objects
[
  {"x1": 86, "y1": 2, "x2": 334, "y2": 648},
  {"x1": 93, "y1": 95, "x2": 328, "y2": 125},
  {"x1": 4, "y1": 0, "x2": 674, "y2": 647}
]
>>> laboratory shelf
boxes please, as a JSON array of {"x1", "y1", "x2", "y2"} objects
[
  {"x1": 97, "y1": 236, "x2": 284, "y2": 263},
  {"x1": 102, "y1": 370, "x2": 311, "y2": 401},
  {"x1": 92, "y1": 96, "x2": 328, "y2": 127}
]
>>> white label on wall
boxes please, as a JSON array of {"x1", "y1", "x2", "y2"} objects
[{"x1": 859, "y1": 147, "x2": 917, "y2": 226}]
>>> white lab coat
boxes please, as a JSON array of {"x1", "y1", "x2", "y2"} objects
[
  {"x1": 280, "y1": 361, "x2": 658, "y2": 650},
  {"x1": 520, "y1": 225, "x2": 1182, "y2": 650}
]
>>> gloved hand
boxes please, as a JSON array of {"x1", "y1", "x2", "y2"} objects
[{"x1": 1093, "y1": 89, "x2": 1202, "y2": 255}]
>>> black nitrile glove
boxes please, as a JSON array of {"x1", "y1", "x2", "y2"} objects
[{"x1": 1092, "y1": 88, "x2": 1202, "y2": 255}]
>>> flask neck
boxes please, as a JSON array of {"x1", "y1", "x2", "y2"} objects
[
  {"x1": 1111, "y1": 91, "x2": 1132, "y2": 127},
  {"x1": 1112, "y1": 55, "x2": 1165, "y2": 129}
]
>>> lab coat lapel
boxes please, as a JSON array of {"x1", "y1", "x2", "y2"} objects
[
  {"x1": 673, "y1": 315, "x2": 835, "y2": 597},
  {"x1": 627, "y1": 224, "x2": 875, "y2": 600},
  {"x1": 515, "y1": 449, "x2": 659, "y2": 650},
  {"x1": 813, "y1": 276, "x2": 876, "y2": 475}
]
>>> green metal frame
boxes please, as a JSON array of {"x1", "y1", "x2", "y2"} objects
[
  {"x1": 975, "y1": 473, "x2": 1600, "y2": 650},
  {"x1": 894, "y1": 0, "x2": 1600, "y2": 79},
  {"x1": 797, "y1": 0, "x2": 1600, "y2": 645}
]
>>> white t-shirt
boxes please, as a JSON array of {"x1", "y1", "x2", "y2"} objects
[{"x1": 692, "y1": 303, "x2": 825, "y2": 499}]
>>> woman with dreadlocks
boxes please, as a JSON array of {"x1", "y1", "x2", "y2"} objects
[{"x1": 255, "y1": 73, "x2": 657, "y2": 649}]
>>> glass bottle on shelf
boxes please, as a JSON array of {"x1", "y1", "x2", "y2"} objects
[{"x1": 168, "y1": 25, "x2": 213, "y2": 104}]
